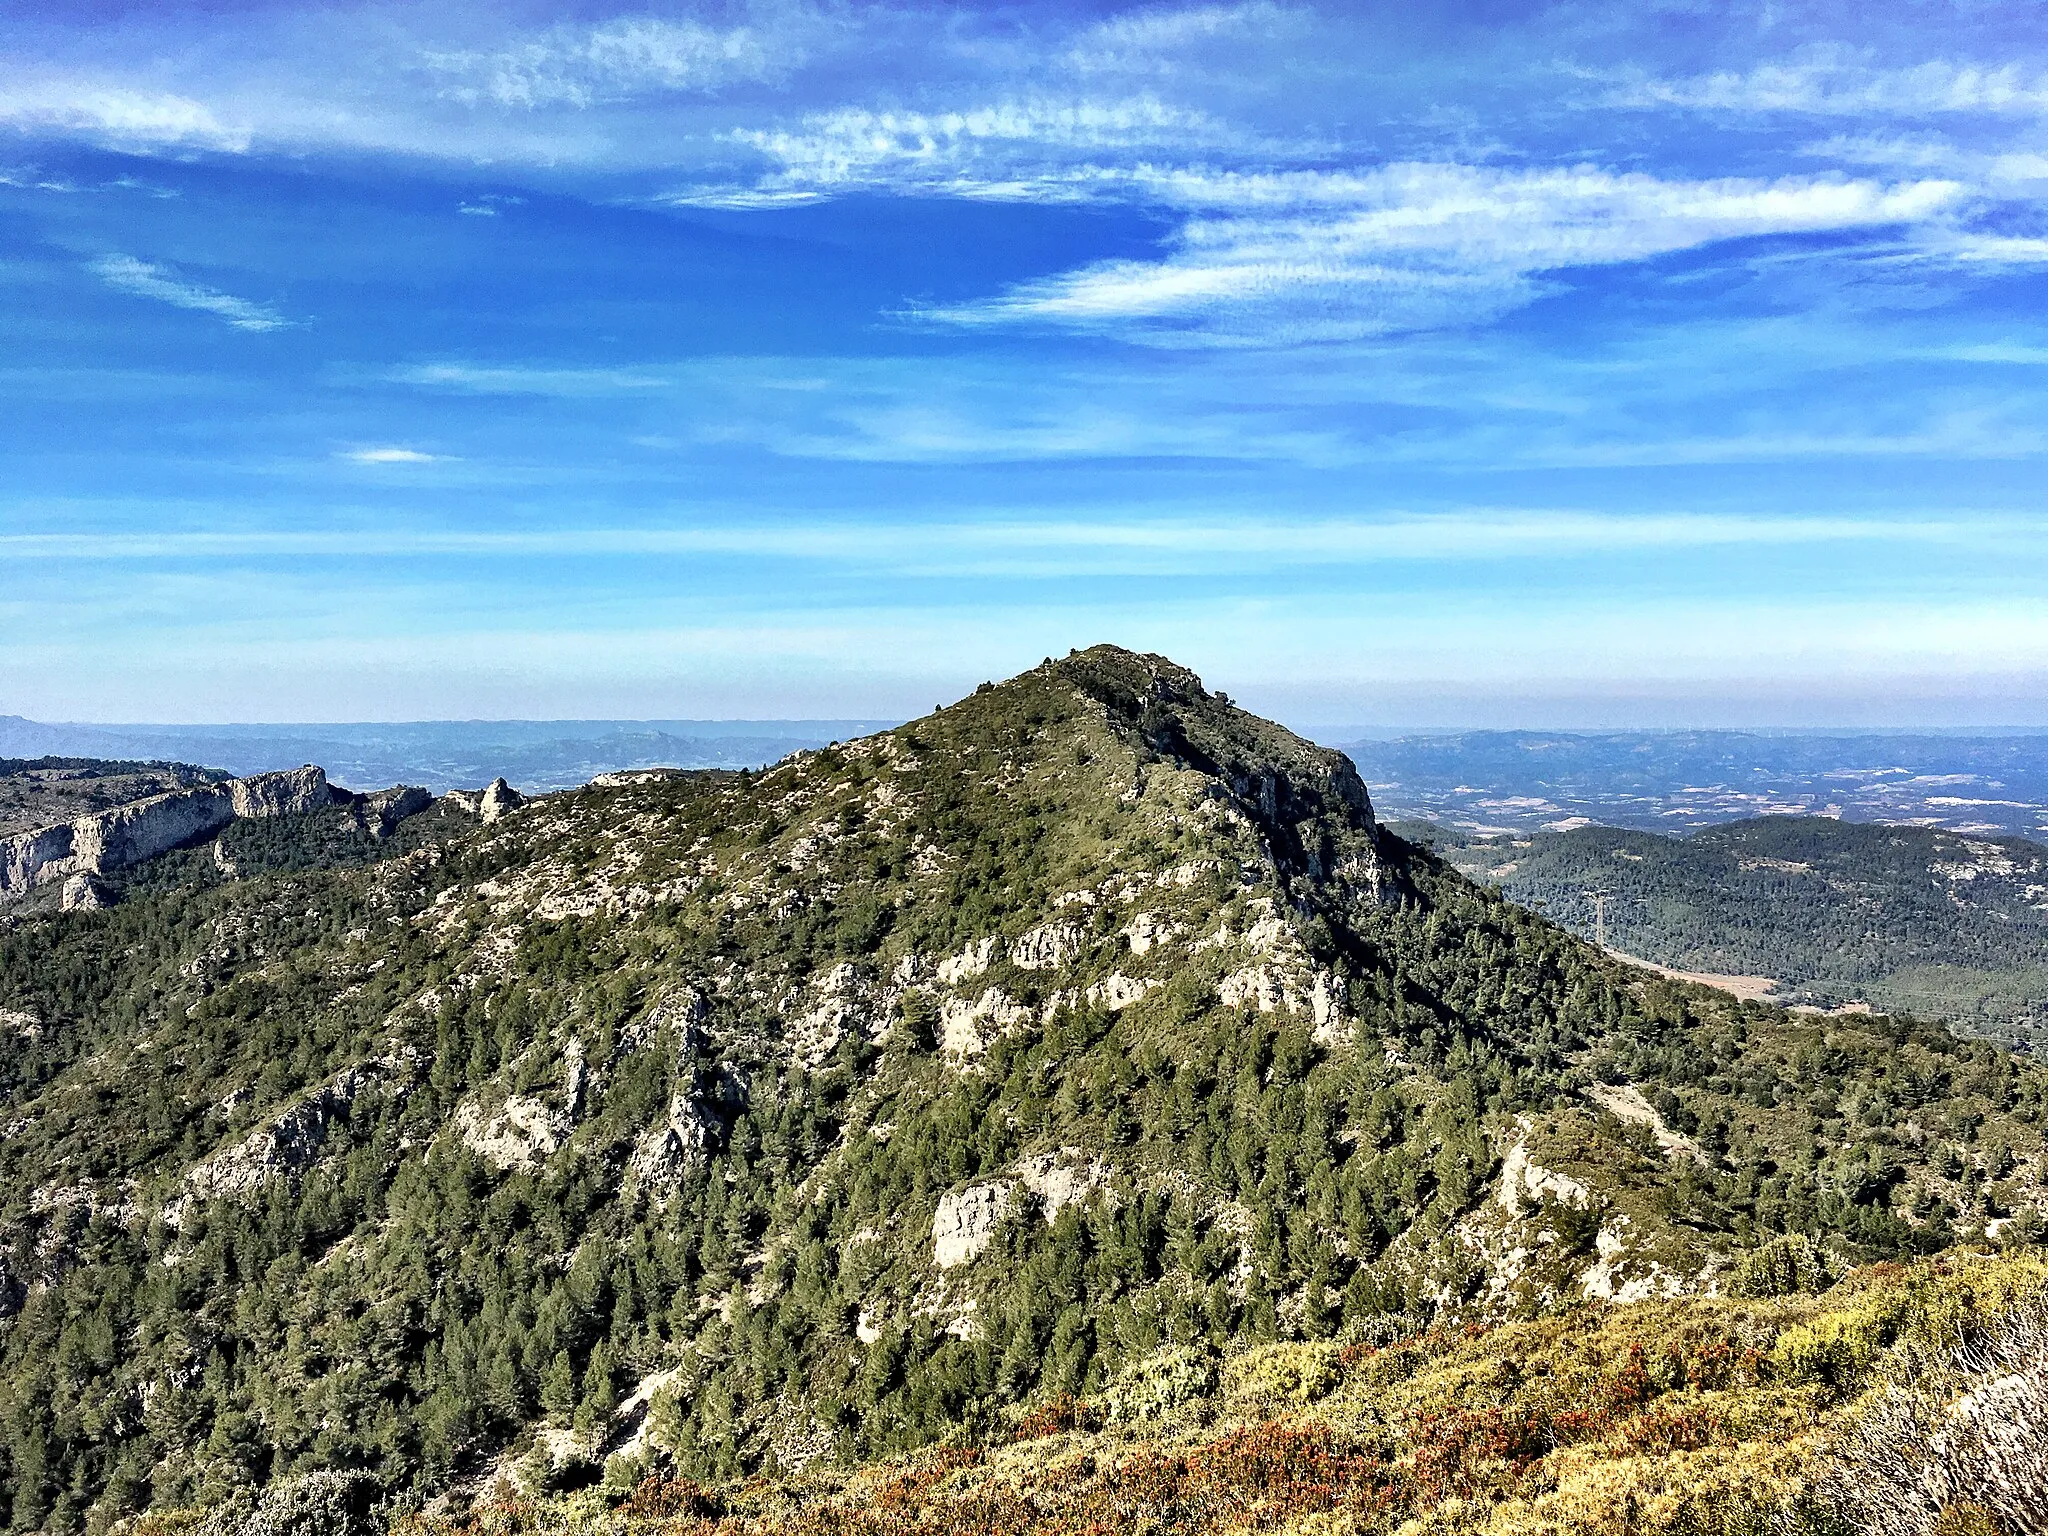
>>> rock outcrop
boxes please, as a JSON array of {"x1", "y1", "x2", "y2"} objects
[
  {"x1": 456, "y1": 1094, "x2": 572, "y2": 1172},
  {"x1": 344, "y1": 785, "x2": 435, "y2": 838},
  {"x1": 225, "y1": 765, "x2": 333, "y2": 819},
  {"x1": 443, "y1": 777, "x2": 524, "y2": 823},
  {"x1": 932, "y1": 1182, "x2": 1017, "y2": 1268},
  {"x1": 172, "y1": 1058, "x2": 409, "y2": 1219},
  {"x1": 2, "y1": 767, "x2": 325, "y2": 903},
  {"x1": 931, "y1": 1151, "x2": 1110, "y2": 1268},
  {"x1": 60, "y1": 874, "x2": 112, "y2": 912},
  {"x1": 629, "y1": 1052, "x2": 747, "y2": 1194},
  {"x1": 47, "y1": 784, "x2": 234, "y2": 882}
]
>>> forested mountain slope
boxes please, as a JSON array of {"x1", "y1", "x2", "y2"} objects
[
  {"x1": 1, "y1": 648, "x2": 2044, "y2": 1535},
  {"x1": 1421, "y1": 817, "x2": 2048, "y2": 1044}
]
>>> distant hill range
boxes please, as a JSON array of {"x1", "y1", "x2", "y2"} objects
[
  {"x1": 0, "y1": 716, "x2": 896, "y2": 793},
  {"x1": 9, "y1": 718, "x2": 2041, "y2": 832},
  {"x1": 1418, "y1": 814, "x2": 2048, "y2": 1045},
  {"x1": 1342, "y1": 728, "x2": 2048, "y2": 839}
]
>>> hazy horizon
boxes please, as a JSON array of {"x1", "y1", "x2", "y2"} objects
[{"x1": 12, "y1": 709, "x2": 2048, "y2": 738}]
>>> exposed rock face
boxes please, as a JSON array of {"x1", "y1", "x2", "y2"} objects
[
  {"x1": 60, "y1": 874, "x2": 112, "y2": 911},
  {"x1": 175, "y1": 1060, "x2": 399, "y2": 1216},
  {"x1": 61, "y1": 785, "x2": 236, "y2": 877},
  {"x1": 630, "y1": 1065, "x2": 746, "y2": 1190},
  {"x1": 329, "y1": 784, "x2": 435, "y2": 839},
  {"x1": 2, "y1": 824, "x2": 77, "y2": 899},
  {"x1": 226, "y1": 766, "x2": 332, "y2": 818},
  {"x1": 1496, "y1": 1135, "x2": 1593, "y2": 1212},
  {"x1": 357, "y1": 785, "x2": 434, "y2": 836},
  {"x1": 480, "y1": 777, "x2": 523, "y2": 821},
  {"x1": 1085, "y1": 972, "x2": 1157, "y2": 1011},
  {"x1": 939, "y1": 986, "x2": 1031, "y2": 1056},
  {"x1": 631, "y1": 1094, "x2": 724, "y2": 1187},
  {"x1": 1010, "y1": 919, "x2": 1083, "y2": 970},
  {"x1": 457, "y1": 1095, "x2": 570, "y2": 1172},
  {"x1": 932, "y1": 1152, "x2": 1109, "y2": 1268},
  {"x1": 0, "y1": 766, "x2": 354, "y2": 903},
  {"x1": 1016, "y1": 1149, "x2": 1108, "y2": 1218},
  {"x1": 933, "y1": 1182, "x2": 1017, "y2": 1268}
]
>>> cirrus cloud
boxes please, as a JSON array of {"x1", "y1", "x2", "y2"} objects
[
  {"x1": 424, "y1": 13, "x2": 820, "y2": 109},
  {"x1": 1614, "y1": 56, "x2": 2048, "y2": 118},
  {"x1": 923, "y1": 164, "x2": 1966, "y2": 344},
  {"x1": 87, "y1": 255, "x2": 286, "y2": 331}
]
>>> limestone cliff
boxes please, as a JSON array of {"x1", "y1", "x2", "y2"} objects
[{"x1": 0, "y1": 766, "x2": 351, "y2": 902}]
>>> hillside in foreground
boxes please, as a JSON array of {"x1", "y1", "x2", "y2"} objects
[
  {"x1": 1419, "y1": 817, "x2": 2048, "y2": 1045},
  {"x1": 1, "y1": 648, "x2": 2044, "y2": 1536},
  {"x1": 392, "y1": 1247, "x2": 2048, "y2": 1536}
]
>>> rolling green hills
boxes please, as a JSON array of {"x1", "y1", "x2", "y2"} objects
[
  {"x1": 1, "y1": 649, "x2": 2043, "y2": 1536},
  {"x1": 1418, "y1": 817, "x2": 2048, "y2": 1045}
]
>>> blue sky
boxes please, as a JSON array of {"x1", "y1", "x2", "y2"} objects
[{"x1": 5, "y1": 0, "x2": 2048, "y2": 726}]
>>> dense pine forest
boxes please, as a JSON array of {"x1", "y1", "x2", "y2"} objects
[{"x1": 1422, "y1": 817, "x2": 2048, "y2": 1042}]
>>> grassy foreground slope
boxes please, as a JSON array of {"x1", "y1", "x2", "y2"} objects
[
  {"x1": 370, "y1": 1247, "x2": 2048, "y2": 1536},
  {"x1": 1423, "y1": 818, "x2": 2048, "y2": 1043},
  {"x1": 2, "y1": 650, "x2": 2046, "y2": 1535}
]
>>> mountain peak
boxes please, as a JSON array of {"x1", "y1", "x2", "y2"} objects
[
  {"x1": 931, "y1": 646, "x2": 1376, "y2": 851},
  {"x1": 1045, "y1": 642, "x2": 1209, "y2": 701}
]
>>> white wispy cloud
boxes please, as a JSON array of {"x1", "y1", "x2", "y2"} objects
[
  {"x1": 0, "y1": 81, "x2": 246, "y2": 151},
  {"x1": 1615, "y1": 57, "x2": 2048, "y2": 117},
  {"x1": 87, "y1": 255, "x2": 286, "y2": 331},
  {"x1": 1062, "y1": 3, "x2": 1309, "y2": 76},
  {"x1": 665, "y1": 97, "x2": 1268, "y2": 206},
  {"x1": 426, "y1": 14, "x2": 812, "y2": 109},
  {"x1": 925, "y1": 164, "x2": 1964, "y2": 343},
  {"x1": 390, "y1": 363, "x2": 673, "y2": 395},
  {"x1": 1939, "y1": 233, "x2": 2048, "y2": 264},
  {"x1": 343, "y1": 447, "x2": 444, "y2": 464}
]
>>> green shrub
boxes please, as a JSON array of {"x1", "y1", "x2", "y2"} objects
[
  {"x1": 1099, "y1": 1345, "x2": 1220, "y2": 1422},
  {"x1": 1225, "y1": 1341, "x2": 1343, "y2": 1403},
  {"x1": 1732, "y1": 1234, "x2": 1839, "y2": 1297}
]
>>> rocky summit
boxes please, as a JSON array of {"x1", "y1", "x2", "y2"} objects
[{"x1": 1, "y1": 647, "x2": 2045, "y2": 1534}]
